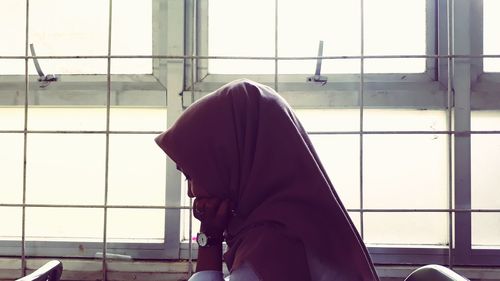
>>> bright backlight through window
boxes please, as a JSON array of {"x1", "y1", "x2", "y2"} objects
[
  {"x1": 208, "y1": 0, "x2": 426, "y2": 74},
  {"x1": 484, "y1": 0, "x2": 500, "y2": 72}
]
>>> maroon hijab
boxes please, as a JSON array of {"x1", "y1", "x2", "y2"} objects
[{"x1": 155, "y1": 79, "x2": 379, "y2": 281}]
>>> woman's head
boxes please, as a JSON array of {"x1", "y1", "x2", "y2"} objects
[{"x1": 155, "y1": 79, "x2": 299, "y2": 211}]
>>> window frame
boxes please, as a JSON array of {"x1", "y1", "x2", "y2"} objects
[
  {"x1": 178, "y1": 0, "x2": 500, "y2": 267},
  {"x1": 1, "y1": 0, "x2": 500, "y2": 267},
  {"x1": 185, "y1": 0, "x2": 440, "y2": 109},
  {"x1": 0, "y1": 0, "x2": 178, "y2": 260}
]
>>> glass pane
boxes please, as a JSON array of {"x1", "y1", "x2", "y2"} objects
[
  {"x1": 472, "y1": 214, "x2": 500, "y2": 247},
  {"x1": 208, "y1": 0, "x2": 426, "y2": 74},
  {"x1": 484, "y1": 0, "x2": 500, "y2": 72},
  {"x1": 26, "y1": 208, "x2": 103, "y2": 242},
  {"x1": 278, "y1": 0, "x2": 361, "y2": 74},
  {"x1": 0, "y1": 59, "x2": 26, "y2": 76},
  {"x1": 208, "y1": 0, "x2": 275, "y2": 74},
  {"x1": 471, "y1": 111, "x2": 500, "y2": 247},
  {"x1": 365, "y1": 213, "x2": 448, "y2": 245},
  {"x1": 364, "y1": 134, "x2": 448, "y2": 209},
  {"x1": 110, "y1": 58, "x2": 153, "y2": 75},
  {"x1": 26, "y1": 134, "x2": 105, "y2": 205},
  {"x1": 0, "y1": 107, "x2": 24, "y2": 131},
  {"x1": 28, "y1": 108, "x2": 107, "y2": 131},
  {"x1": 111, "y1": 0, "x2": 152, "y2": 74},
  {"x1": 29, "y1": 0, "x2": 109, "y2": 74},
  {"x1": 364, "y1": 0, "x2": 426, "y2": 73},
  {"x1": 107, "y1": 209, "x2": 164, "y2": 243},
  {"x1": 294, "y1": 109, "x2": 361, "y2": 208},
  {"x1": 0, "y1": 0, "x2": 25, "y2": 57},
  {"x1": 295, "y1": 109, "x2": 360, "y2": 132},
  {"x1": 472, "y1": 110, "x2": 500, "y2": 131},
  {"x1": 364, "y1": 109, "x2": 447, "y2": 132},
  {"x1": 109, "y1": 108, "x2": 167, "y2": 132},
  {"x1": 0, "y1": 134, "x2": 24, "y2": 204},
  {"x1": 108, "y1": 134, "x2": 166, "y2": 206},
  {"x1": 310, "y1": 135, "x2": 360, "y2": 209},
  {"x1": 0, "y1": 207, "x2": 22, "y2": 241}
]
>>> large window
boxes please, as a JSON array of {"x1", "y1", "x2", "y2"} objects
[{"x1": 1, "y1": 0, "x2": 500, "y2": 275}]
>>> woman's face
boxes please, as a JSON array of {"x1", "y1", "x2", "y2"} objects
[
  {"x1": 187, "y1": 180, "x2": 211, "y2": 198},
  {"x1": 178, "y1": 166, "x2": 210, "y2": 198}
]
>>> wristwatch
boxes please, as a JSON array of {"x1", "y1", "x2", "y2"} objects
[{"x1": 196, "y1": 232, "x2": 224, "y2": 247}]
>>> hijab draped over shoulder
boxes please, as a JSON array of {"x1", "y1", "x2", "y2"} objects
[{"x1": 155, "y1": 79, "x2": 379, "y2": 281}]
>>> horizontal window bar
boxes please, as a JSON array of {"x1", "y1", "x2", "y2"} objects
[
  {"x1": 1, "y1": 130, "x2": 500, "y2": 135},
  {"x1": 1, "y1": 54, "x2": 500, "y2": 60},
  {"x1": 1, "y1": 203, "x2": 500, "y2": 213}
]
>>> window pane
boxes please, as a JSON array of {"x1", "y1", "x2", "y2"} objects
[
  {"x1": 29, "y1": 0, "x2": 108, "y2": 75},
  {"x1": 364, "y1": 134, "x2": 448, "y2": 209},
  {"x1": 25, "y1": 0, "x2": 152, "y2": 75},
  {"x1": 295, "y1": 109, "x2": 360, "y2": 208},
  {"x1": 108, "y1": 134, "x2": 166, "y2": 206},
  {"x1": 108, "y1": 209, "x2": 164, "y2": 243},
  {"x1": 26, "y1": 208, "x2": 103, "y2": 242},
  {"x1": 208, "y1": 0, "x2": 275, "y2": 74},
  {"x1": 0, "y1": 1, "x2": 25, "y2": 60},
  {"x1": 483, "y1": 0, "x2": 500, "y2": 72},
  {"x1": 471, "y1": 111, "x2": 500, "y2": 247},
  {"x1": 0, "y1": 207, "x2": 22, "y2": 241},
  {"x1": 364, "y1": 134, "x2": 448, "y2": 245},
  {"x1": 110, "y1": 108, "x2": 167, "y2": 132},
  {"x1": 364, "y1": 109, "x2": 447, "y2": 132},
  {"x1": 28, "y1": 108, "x2": 107, "y2": 131},
  {"x1": 278, "y1": 0, "x2": 361, "y2": 74},
  {"x1": 365, "y1": 213, "x2": 448, "y2": 245},
  {"x1": 364, "y1": 0, "x2": 426, "y2": 73},
  {"x1": 310, "y1": 135, "x2": 360, "y2": 209},
  {"x1": 0, "y1": 107, "x2": 25, "y2": 131},
  {"x1": 111, "y1": 0, "x2": 152, "y2": 74},
  {"x1": 0, "y1": 134, "x2": 24, "y2": 204},
  {"x1": 295, "y1": 109, "x2": 360, "y2": 133},
  {"x1": 208, "y1": 0, "x2": 426, "y2": 74},
  {"x1": 26, "y1": 134, "x2": 106, "y2": 205},
  {"x1": 0, "y1": 59, "x2": 26, "y2": 76}
]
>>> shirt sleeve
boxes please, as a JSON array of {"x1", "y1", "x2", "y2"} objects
[{"x1": 188, "y1": 270, "x2": 225, "y2": 281}]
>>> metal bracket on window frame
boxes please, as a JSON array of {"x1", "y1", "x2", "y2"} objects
[
  {"x1": 30, "y1": 43, "x2": 58, "y2": 88},
  {"x1": 307, "y1": 40, "x2": 328, "y2": 85}
]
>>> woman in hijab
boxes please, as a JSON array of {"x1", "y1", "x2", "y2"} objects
[{"x1": 155, "y1": 79, "x2": 379, "y2": 281}]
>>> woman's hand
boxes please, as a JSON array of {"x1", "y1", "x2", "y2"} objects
[
  {"x1": 193, "y1": 198, "x2": 231, "y2": 236},
  {"x1": 192, "y1": 198, "x2": 231, "y2": 273}
]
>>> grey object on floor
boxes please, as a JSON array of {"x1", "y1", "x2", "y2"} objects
[
  {"x1": 405, "y1": 264, "x2": 469, "y2": 281},
  {"x1": 16, "y1": 260, "x2": 63, "y2": 281}
]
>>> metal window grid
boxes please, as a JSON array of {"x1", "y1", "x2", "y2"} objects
[{"x1": 0, "y1": 0, "x2": 499, "y2": 280}]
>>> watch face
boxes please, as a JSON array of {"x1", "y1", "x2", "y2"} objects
[{"x1": 197, "y1": 233, "x2": 208, "y2": 247}]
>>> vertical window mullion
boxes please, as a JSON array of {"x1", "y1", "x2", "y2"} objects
[
  {"x1": 102, "y1": 0, "x2": 113, "y2": 280},
  {"x1": 359, "y1": 0, "x2": 365, "y2": 240},
  {"x1": 446, "y1": 0, "x2": 454, "y2": 268},
  {"x1": 452, "y1": 0, "x2": 473, "y2": 265},
  {"x1": 21, "y1": 0, "x2": 29, "y2": 276},
  {"x1": 164, "y1": 0, "x2": 184, "y2": 260}
]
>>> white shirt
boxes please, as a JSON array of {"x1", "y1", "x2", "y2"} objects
[{"x1": 188, "y1": 262, "x2": 261, "y2": 281}]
